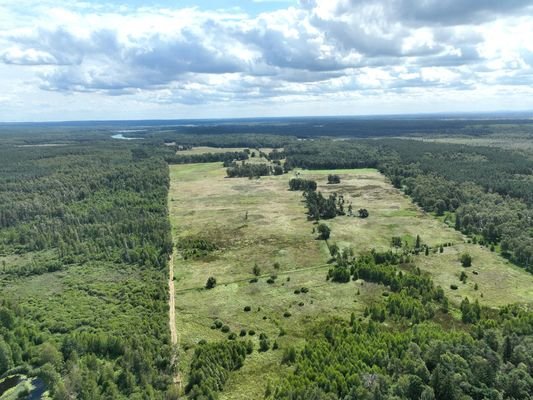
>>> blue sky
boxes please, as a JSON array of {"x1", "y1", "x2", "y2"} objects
[{"x1": 1, "y1": 0, "x2": 533, "y2": 121}]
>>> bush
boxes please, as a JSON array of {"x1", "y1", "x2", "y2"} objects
[
  {"x1": 248, "y1": 330, "x2": 256, "y2": 336},
  {"x1": 283, "y1": 311, "x2": 292, "y2": 318},
  {"x1": 221, "y1": 325, "x2": 230, "y2": 333},
  {"x1": 461, "y1": 253, "x2": 472, "y2": 267},
  {"x1": 300, "y1": 287, "x2": 309, "y2": 293},
  {"x1": 228, "y1": 333, "x2": 237, "y2": 340},
  {"x1": 450, "y1": 284, "x2": 458, "y2": 290},
  {"x1": 243, "y1": 306, "x2": 251, "y2": 312},
  {"x1": 259, "y1": 339, "x2": 270, "y2": 352},
  {"x1": 214, "y1": 320, "x2": 223, "y2": 329},
  {"x1": 281, "y1": 346, "x2": 297, "y2": 365},
  {"x1": 239, "y1": 329, "x2": 247, "y2": 337},
  {"x1": 205, "y1": 277, "x2": 217, "y2": 289},
  {"x1": 266, "y1": 278, "x2": 275, "y2": 284},
  {"x1": 317, "y1": 223, "x2": 331, "y2": 240},
  {"x1": 249, "y1": 278, "x2": 258, "y2": 283}
]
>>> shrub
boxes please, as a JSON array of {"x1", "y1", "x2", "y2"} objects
[
  {"x1": 248, "y1": 330, "x2": 256, "y2": 336},
  {"x1": 450, "y1": 284, "x2": 458, "y2": 290},
  {"x1": 214, "y1": 320, "x2": 223, "y2": 329},
  {"x1": 205, "y1": 277, "x2": 217, "y2": 289},
  {"x1": 283, "y1": 311, "x2": 292, "y2": 318},
  {"x1": 317, "y1": 223, "x2": 331, "y2": 240},
  {"x1": 259, "y1": 339, "x2": 270, "y2": 352},
  {"x1": 282, "y1": 346, "x2": 297, "y2": 365},
  {"x1": 243, "y1": 306, "x2": 251, "y2": 312},
  {"x1": 239, "y1": 329, "x2": 247, "y2": 337},
  {"x1": 249, "y1": 278, "x2": 258, "y2": 283},
  {"x1": 221, "y1": 325, "x2": 230, "y2": 333},
  {"x1": 461, "y1": 253, "x2": 472, "y2": 267},
  {"x1": 228, "y1": 333, "x2": 237, "y2": 340}
]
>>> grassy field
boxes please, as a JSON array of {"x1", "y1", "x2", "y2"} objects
[{"x1": 168, "y1": 162, "x2": 533, "y2": 398}]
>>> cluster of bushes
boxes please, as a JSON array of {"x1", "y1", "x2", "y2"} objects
[
  {"x1": 288, "y1": 178, "x2": 317, "y2": 191},
  {"x1": 177, "y1": 237, "x2": 218, "y2": 259},
  {"x1": 226, "y1": 163, "x2": 283, "y2": 178},
  {"x1": 304, "y1": 191, "x2": 345, "y2": 220}
]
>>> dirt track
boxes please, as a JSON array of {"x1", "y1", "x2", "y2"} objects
[{"x1": 168, "y1": 253, "x2": 182, "y2": 389}]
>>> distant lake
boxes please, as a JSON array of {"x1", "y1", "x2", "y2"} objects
[{"x1": 111, "y1": 133, "x2": 143, "y2": 140}]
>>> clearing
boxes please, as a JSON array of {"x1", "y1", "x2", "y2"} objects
[{"x1": 168, "y1": 162, "x2": 533, "y2": 399}]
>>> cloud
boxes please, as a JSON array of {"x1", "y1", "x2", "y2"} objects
[{"x1": 0, "y1": 0, "x2": 533, "y2": 113}]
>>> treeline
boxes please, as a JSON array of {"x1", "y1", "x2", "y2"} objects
[
  {"x1": 377, "y1": 139, "x2": 532, "y2": 205},
  {"x1": 284, "y1": 141, "x2": 384, "y2": 170},
  {"x1": 165, "y1": 151, "x2": 249, "y2": 165},
  {"x1": 151, "y1": 133, "x2": 293, "y2": 149}
]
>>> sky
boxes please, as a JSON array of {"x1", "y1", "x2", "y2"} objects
[{"x1": 1, "y1": 0, "x2": 533, "y2": 121}]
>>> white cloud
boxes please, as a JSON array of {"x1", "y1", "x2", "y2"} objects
[{"x1": 1, "y1": 0, "x2": 533, "y2": 120}]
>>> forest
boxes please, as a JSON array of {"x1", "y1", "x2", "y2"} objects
[
  {"x1": 0, "y1": 138, "x2": 174, "y2": 399},
  {"x1": 0, "y1": 121, "x2": 531, "y2": 400}
]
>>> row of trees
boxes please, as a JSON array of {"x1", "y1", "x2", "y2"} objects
[
  {"x1": 165, "y1": 151, "x2": 248, "y2": 165},
  {"x1": 226, "y1": 163, "x2": 283, "y2": 178}
]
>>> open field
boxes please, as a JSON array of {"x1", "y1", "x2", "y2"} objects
[{"x1": 169, "y1": 162, "x2": 533, "y2": 398}]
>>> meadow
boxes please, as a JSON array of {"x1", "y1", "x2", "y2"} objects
[{"x1": 168, "y1": 158, "x2": 533, "y2": 398}]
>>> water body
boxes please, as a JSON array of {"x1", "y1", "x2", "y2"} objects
[
  {"x1": 0, "y1": 375, "x2": 21, "y2": 396},
  {"x1": 0, "y1": 376, "x2": 47, "y2": 399},
  {"x1": 111, "y1": 133, "x2": 143, "y2": 140}
]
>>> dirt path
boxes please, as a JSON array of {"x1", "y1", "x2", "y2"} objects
[{"x1": 168, "y1": 253, "x2": 182, "y2": 390}]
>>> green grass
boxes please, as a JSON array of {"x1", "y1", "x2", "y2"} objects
[{"x1": 168, "y1": 162, "x2": 533, "y2": 398}]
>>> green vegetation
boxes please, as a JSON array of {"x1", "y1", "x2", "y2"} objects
[
  {"x1": 0, "y1": 140, "x2": 173, "y2": 398},
  {"x1": 1, "y1": 123, "x2": 531, "y2": 400}
]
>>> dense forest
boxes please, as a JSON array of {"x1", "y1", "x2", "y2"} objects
[{"x1": 0, "y1": 140, "x2": 174, "y2": 398}]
